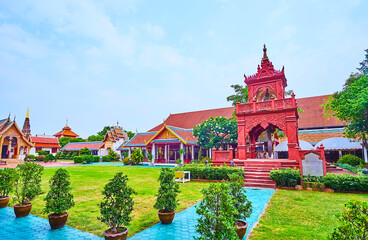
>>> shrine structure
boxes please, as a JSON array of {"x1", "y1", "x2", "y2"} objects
[{"x1": 236, "y1": 45, "x2": 300, "y2": 160}]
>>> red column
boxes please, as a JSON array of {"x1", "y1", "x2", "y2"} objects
[{"x1": 237, "y1": 119, "x2": 247, "y2": 160}]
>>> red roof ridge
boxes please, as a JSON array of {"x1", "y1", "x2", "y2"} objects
[{"x1": 167, "y1": 106, "x2": 235, "y2": 116}]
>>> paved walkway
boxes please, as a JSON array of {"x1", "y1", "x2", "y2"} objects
[
  {"x1": 0, "y1": 161, "x2": 76, "y2": 169},
  {"x1": 0, "y1": 207, "x2": 102, "y2": 240},
  {"x1": 129, "y1": 188, "x2": 275, "y2": 240}
]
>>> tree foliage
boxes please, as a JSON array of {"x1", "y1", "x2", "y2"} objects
[
  {"x1": 0, "y1": 168, "x2": 17, "y2": 197},
  {"x1": 44, "y1": 168, "x2": 75, "y2": 214},
  {"x1": 329, "y1": 199, "x2": 368, "y2": 239},
  {"x1": 357, "y1": 49, "x2": 368, "y2": 76},
  {"x1": 228, "y1": 173, "x2": 252, "y2": 221},
  {"x1": 79, "y1": 147, "x2": 90, "y2": 155},
  {"x1": 193, "y1": 117, "x2": 237, "y2": 150},
  {"x1": 14, "y1": 162, "x2": 44, "y2": 205},
  {"x1": 323, "y1": 75, "x2": 368, "y2": 152},
  {"x1": 87, "y1": 135, "x2": 104, "y2": 141},
  {"x1": 99, "y1": 172, "x2": 135, "y2": 233},
  {"x1": 195, "y1": 182, "x2": 238, "y2": 240},
  {"x1": 154, "y1": 168, "x2": 180, "y2": 212},
  {"x1": 226, "y1": 84, "x2": 249, "y2": 106}
]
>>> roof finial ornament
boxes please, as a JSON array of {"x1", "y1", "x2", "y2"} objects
[
  {"x1": 13, "y1": 115, "x2": 16, "y2": 121},
  {"x1": 117, "y1": 120, "x2": 119, "y2": 127},
  {"x1": 8, "y1": 113, "x2": 10, "y2": 121},
  {"x1": 26, "y1": 107, "x2": 30, "y2": 118},
  {"x1": 262, "y1": 44, "x2": 268, "y2": 61},
  {"x1": 66, "y1": 118, "x2": 68, "y2": 127}
]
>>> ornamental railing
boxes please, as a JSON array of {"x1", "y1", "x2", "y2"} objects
[{"x1": 236, "y1": 95, "x2": 297, "y2": 114}]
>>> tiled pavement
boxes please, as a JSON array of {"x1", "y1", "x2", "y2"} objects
[
  {"x1": 1, "y1": 187, "x2": 274, "y2": 240},
  {"x1": 0, "y1": 207, "x2": 103, "y2": 240},
  {"x1": 129, "y1": 188, "x2": 275, "y2": 240}
]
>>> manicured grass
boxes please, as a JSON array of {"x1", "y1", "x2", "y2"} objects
[
  {"x1": 9, "y1": 166, "x2": 210, "y2": 237},
  {"x1": 250, "y1": 189, "x2": 368, "y2": 240}
]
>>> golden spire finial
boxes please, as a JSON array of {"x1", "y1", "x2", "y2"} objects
[
  {"x1": 262, "y1": 44, "x2": 268, "y2": 61},
  {"x1": 26, "y1": 107, "x2": 29, "y2": 118}
]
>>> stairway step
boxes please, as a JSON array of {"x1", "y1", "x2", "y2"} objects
[
  {"x1": 244, "y1": 182, "x2": 276, "y2": 188},
  {"x1": 244, "y1": 178, "x2": 275, "y2": 184}
]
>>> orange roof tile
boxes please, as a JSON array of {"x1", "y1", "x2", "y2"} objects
[{"x1": 31, "y1": 136, "x2": 60, "y2": 148}]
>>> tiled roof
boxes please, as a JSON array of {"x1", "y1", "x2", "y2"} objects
[
  {"x1": 61, "y1": 141, "x2": 104, "y2": 151},
  {"x1": 120, "y1": 95, "x2": 346, "y2": 147},
  {"x1": 296, "y1": 95, "x2": 345, "y2": 129},
  {"x1": 149, "y1": 107, "x2": 235, "y2": 131},
  {"x1": 54, "y1": 126, "x2": 79, "y2": 138},
  {"x1": 31, "y1": 136, "x2": 60, "y2": 148}
]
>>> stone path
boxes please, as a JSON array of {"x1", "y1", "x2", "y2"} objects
[
  {"x1": 0, "y1": 207, "x2": 102, "y2": 240},
  {"x1": 129, "y1": 188, "x2": 275, "y2": 240}
]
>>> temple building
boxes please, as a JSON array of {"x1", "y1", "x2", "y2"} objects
[
  {"x1": 61, "y1": 126, "x2": 129, "y2": 157},
  {"x1": 0, "y1": 115, "x2": 33, "y2": 162},
  {"x1": 54, "y1": 120, "x2": 79, "y2": 139},
  {"x1": 30, "y1": 135, "x2": 61, "y2": 155},
  {"x1": 22, "y1": 107, "x2": 31, "y2": 139}
]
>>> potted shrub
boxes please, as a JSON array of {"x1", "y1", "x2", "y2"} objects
[
  {"x1": 229, "y1": 173, "x2": 253, "y2": 239},
  {"x1": 13, "y1": 162, "x2": 43, "y2": 217},
  {"x1": 0, "y1": 168, "x2": 17, "y2": 208},
  {"x1": 99, "y1": 172, "x2": 135, "y2": 240},
  {"x1": 196, "y1": 182, "x2": 238, "y2": 239},
  {"x1": 154, "y1": 167, "x2": 180, "y2": 224},
  {"x1": 43, "y1": 168, "x2": 75, "y2": 229}
]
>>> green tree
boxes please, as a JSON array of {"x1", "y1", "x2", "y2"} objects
[
  {"x1": 126, "y1": 131, "x2": 135, "y2": 139},
  {"x1": 329, "y1": 199, "x2": 368, "y2": 239},
  {"x1": 99, "y1": 172, "x2": 135, "y2": 234},
  {"x1": 195, "y1": 182, "x2": 238, "y2": 240},
  {"x1": 357, "y1": 49, "x2": 368, "y2": 76},
  {"x1": 79, "y1": 147, "x2": 90, "y2": 155},
  {"x1": 228, "y1": 173, "x2": 252, "y2": 221},
  {"x1": 154, "y1": 168, "x2": 180, "y2": 212},
  {"x1": 88, "y1": 135, "x2": 104, "y2": 141},
  {"x1": 108, "y1": 150, "x2": 119, "y2": 161},
  {"x1": 323, "y1": 75, "x2": 368, "y2": 161},
  {"x1": 97, "y1": 126, "x2": 114, "y2": 137},
  {"x1": 193, "y1": 116, "x2": 237, "y2": 150},
  {"x1": 226, "y1": 84, "x2": 249, "y2": 106},
  {"x1": 44, "y1": 168, "x2": 75, "y2": 215}
]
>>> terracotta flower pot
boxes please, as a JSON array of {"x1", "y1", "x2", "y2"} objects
[
  {"x1": 0, "y1": 196, "x2": 10, "y2": 208},
  {"x1": 14, "y1": 203, "x2": 32, "y2": 218},
  {"x1": 48, "y1": 212, "x2": 69, "y2": 229},
  {"x1": 103, "y1": 227, "x2": 129, "y2": 240},
  {"x1": 157, "y1": 210, "x2": 175, "y2": 224},
  {"x1": 235, "y1": 220, "x2": 248, "y2": 239}
]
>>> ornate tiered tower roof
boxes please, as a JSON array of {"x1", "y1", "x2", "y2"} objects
[{"x1": 22, "y1": 107, "x2": 31, "y2": 138}]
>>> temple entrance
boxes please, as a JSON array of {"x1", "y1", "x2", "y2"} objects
[
  {"x1": 249, "y1": 124, "x2": 280, "y2": 159},
  {"x1": 2, "y1": 145, "x2": 8, "y2": 158},
  {"x1": 236, "y1": 45, "x2": 300, "y2": 160}
]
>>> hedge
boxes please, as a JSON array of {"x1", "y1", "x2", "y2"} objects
[
  {"x1": 270, "y1": 168, "x2": 301, "y2": 187},
  {"x1": 174, "y1": 165, "x2": 244, "y2": 180},
  {"x1": 73, "y1": 155, "x2": 100, "y2": 164},
  {"x1": 337, "y1": 154, "x2": 365, "y2": 166},
  {"x1": 102, "y1": 156, "x2": 112, "y2": 162},
  {"x1": 323, "y1": 173, "x2": 368, "y2": 192}
]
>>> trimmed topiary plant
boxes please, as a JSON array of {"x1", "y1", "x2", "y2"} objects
[
  {"x1": 44, "y1": 168, "x2": 75, "y2": 229},
  {"x1": 154, "y1": 167, "x2": 180, "y2": 224},
  {"x1": 0, "y1": 168, "x2": 17, "y2": 208},
  {"x1": 228, "y1": 173, "x2": 253, "y2": 239},
  {"x1": 131, "y1": 149, "x2": 144, "y2": 165},
  {"x1": 13, "y1": 162, "x2": 44, "y2": 217},
  {"x1": 99, "y1": 172, "x2": 135, "y2": 240},
  {"x1": 195, "y1": 182, "x2": 238, "y2": 240},
  {"x1": 270, "y1": 168, "x2": 301, "y2": 187}
]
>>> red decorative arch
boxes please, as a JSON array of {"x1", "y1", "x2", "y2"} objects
[{"x1": 236, "y1": 45, "x2": 300, "y2": 160}]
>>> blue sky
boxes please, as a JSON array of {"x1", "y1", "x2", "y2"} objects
[{"x1": 1, "y1": 0, "x2": 367, "y2": 138}]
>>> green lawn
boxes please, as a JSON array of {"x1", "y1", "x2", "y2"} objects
[
  {"x1": 9, "y1": 166, "x2": 210, "y2": 237},
  {"x1": 250, "y1": 189, "x2": 368, "y2": 240}
]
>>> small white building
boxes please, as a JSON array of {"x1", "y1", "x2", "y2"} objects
[{"x1": 30, "y1": 135, "x2": 61, "y2": 156}]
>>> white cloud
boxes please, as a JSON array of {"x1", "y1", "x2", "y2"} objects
[{"x1": 144, "y1": 23, "x2": 165, "y2": 40}]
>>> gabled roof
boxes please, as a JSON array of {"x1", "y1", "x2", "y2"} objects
[
  {"x1": 54, "y1": 125, "x2": 79, "y2": 138},
  {"x1": 0, "y1": 118, "x2": 33, "y2": 147},
  {"x1": 103, "y1": 127, "x2": 129, "y2": 143},
  {"x1": 296, "y1": 95, "x2": 345, "y2": 129},
  {"x1": 61, "y1": 141, "x2": 104, "y2": 151},
  {"x1": 31, "y1": 136, "x2": 60, "y2": 148},
  {"x1": 120, "y1": 132, "x2": 156, "y2": 148},
  {"x1": 149, "y1": 107, "x2": 234, "y2": 132}
]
